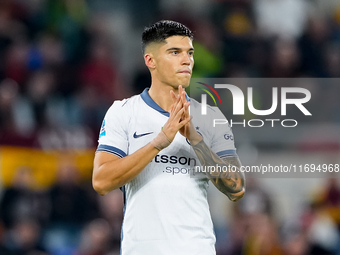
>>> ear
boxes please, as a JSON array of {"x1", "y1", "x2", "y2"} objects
[{"x1": 144, "y1": 53, "x2": 156, "y2": 69}]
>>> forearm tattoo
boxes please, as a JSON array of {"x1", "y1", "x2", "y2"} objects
[{"x1": 192, "y1": 139, "x2": 245, "y2": 201}]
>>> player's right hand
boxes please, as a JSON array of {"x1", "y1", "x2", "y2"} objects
[
  {"x1": 169, "y1": 85, "x2": 201, "y2": 145},
  {"x1": 162, "y1": 86, "x2": 191, "y2": 142}
]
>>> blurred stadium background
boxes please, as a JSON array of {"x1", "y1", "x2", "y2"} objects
[{"x1": 0, "y1": 0, "x2": 340, "y2": 254}]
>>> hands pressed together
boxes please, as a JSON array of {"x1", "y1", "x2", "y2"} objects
[
  {"x1": 163, "y1": 85, "x2": 191, "y2": 141},
  {"x1": 151, "y1": 85, "x2": 203, "y2": 152}
]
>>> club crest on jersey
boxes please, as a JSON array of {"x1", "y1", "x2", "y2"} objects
[{"x1": 99, "y1": 119, "x2": 106, "y2": 138}]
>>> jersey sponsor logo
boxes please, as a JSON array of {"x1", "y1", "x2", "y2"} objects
[
  {"x1": 133, "y1": 131, "x2": 153, "y2": 138},
  {"x1": 164, "y1": 166, "x2": 195, "y2": 175},
  {"x1": 99, "y1": 120, "x2": 106, "y2": 138},
  {"x1": 154, "y1": 154, "x2": 197, "y2": 166},
  {"x1": 224, "y1": 134, "x2": 233, "y2": 140}
]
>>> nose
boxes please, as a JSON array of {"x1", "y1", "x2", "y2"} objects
[{"x1": 181, "y1": 52, "x2": 191, "y2": 65}]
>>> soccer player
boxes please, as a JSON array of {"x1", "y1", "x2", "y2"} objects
[{"x1": 92, "y1": 20, "x2": 245, "y2": 255}]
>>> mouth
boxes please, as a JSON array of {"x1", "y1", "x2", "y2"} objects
[{"x1": 178, "y1": 70, "x2": 192, "y2": 75}]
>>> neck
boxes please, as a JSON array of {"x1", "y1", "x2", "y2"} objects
[{"x1": 148, "y1": 82, "x2": 181, "y2": 112}]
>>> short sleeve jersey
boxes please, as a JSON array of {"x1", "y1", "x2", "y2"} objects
[{"x1": 97, "y1": 88, "x2": 236, "y2": 255}]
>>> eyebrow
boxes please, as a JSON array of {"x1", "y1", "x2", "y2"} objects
[{"x1": 166, "y1": 47, "x2": 195, "y2": 52}]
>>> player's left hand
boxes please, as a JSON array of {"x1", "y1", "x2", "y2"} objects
[{"x1": 170, "y1": 86, "x2": 202, "y2": 144}]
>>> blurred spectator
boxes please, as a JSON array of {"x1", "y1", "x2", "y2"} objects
[
  {"x1": 129, "y1": 0, "x2": 160, "y2": 28},
  {"x1": 132, "y1": 67, "x2": 151, "y2": 94},
  {"x1": 4, "y1": 42, "x2": 29, "y2": 87},
  {"x1": 220, "y1": 179, "x2": 274, "y2": 255},
  {"x1": 48, "y1": 160, "x2": 98, "y2": 226},
  {"x1": 75, "y1": 218, "x2": 116, "y2": 255},
  {"x1": 0, "y1": 221, "x2": 13, "y2": 255},
  {"x1": 235, "y1": 178, "x2": 273, "y2": 217},
  {"x1": 319, "y1": 179, "x2": 340, "y2": 207},
  {"x1": 26, "y1": 69, "x2": 61, "y2": 128},
  {"x1": 34, "y1": 33, "x2": 79, "y2": 97},
  {"x1": 0, "y1": 0, "x2": 29, "y2": 45},
  {"x1": 264, "y1": 38, "x2": 301, "y2": 77},
  {"x1": 298, "y1": 15, "x2": 331, "y2": 77},
  {"x1": 219, "y1": 5, "x2": 254, "y2": 71},
  {"x1": 76, "y1": 36, "x2": 128, "y2": 136},
  {"x1": 28, "y1": 33, "x2": 64, "y2": 68},
  {"x1": 221, "y1": 213, "x2": 248, "y2": 255},
  {"x1": 314, "y1": 178, "x2": 340, "y2": 226},
  {"x1": 281, "y1": 217, "x2": 309, "y2": 255},
  {"x1": 79, "y1": 37, "x2": 122, "y2": 104},
  {"x1": 308, "y1": 208, "x2": 339, "y2": 255},
  {"x1": 44, "y1": 159, "x2": 99, "y2": 253},
  {"x1": 0, "y1": 79, "x2": 35, "y2": 146},
  {"x1": 71, "y1": 84, "x2": 107, "y2": 135},
  {"x1": 243, "y1": 213, "x2": 282, "y2": 255},
  {"x1": 293, "y1": 185, "x2": 340, "y2": 255},
  {"x1": 37, "y1": 125, "x2": 95, "y2": 150},
  {"x1": 45, "y1": 0, "x2": 89, "y2": 63},
  {"x1": 0, "y1": 167, "x2": 50, "y2": 229},
  {"x1": 312, "y1": 0, "x2": 340, "y2": 19},
  {"x1": 4, "y1": 219, "x2": 48, "y2": 255},
  {"x1": 191, "y1": 20, "x2": 223, "y2": 78},
  {"x1": 97, "y1": 189, "x2": 124, "y2": 250},
  {"x1": 160, "y1": 0, "x2": 209, "y2": 17},
  {"x1": 322, "y1": 43, "x2": 340, "y2": 77}
]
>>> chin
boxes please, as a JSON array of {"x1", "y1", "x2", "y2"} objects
[
  {"x1": 181, "y1": 83, "x2": 190, "y2": 88},
  {"x1": 178, "y1": 79, "x2": 191, "y2": 88}
]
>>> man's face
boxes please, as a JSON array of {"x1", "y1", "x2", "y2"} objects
[{"x1": 147, "y1": 36, "x2": 194, "y2": 88}]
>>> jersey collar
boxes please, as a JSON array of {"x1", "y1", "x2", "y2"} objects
[{"x1": 140, "y1": 88, "x2": 190, "y2": 117}]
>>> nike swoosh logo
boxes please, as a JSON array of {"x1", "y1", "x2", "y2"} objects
[{"x1": 133, "y1": 131, "x2": 153, "y2": 138}]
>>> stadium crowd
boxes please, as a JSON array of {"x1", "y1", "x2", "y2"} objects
[{"x1": 0, "y1": 0, "x2": 340, "y2": 254}]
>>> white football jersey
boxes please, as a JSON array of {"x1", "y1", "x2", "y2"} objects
[{"x1": 97, "y1": 88, "x2": 236, "y2": 255}]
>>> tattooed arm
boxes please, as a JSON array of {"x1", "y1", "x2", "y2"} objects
[
  {"x1": 192, "y1": 138, "x2": 245, "y2": 202},
  {"x1": 172, "y1": 86, "x2": 245, "y2": 201}
]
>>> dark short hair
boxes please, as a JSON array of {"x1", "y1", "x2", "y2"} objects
[{"x1": 142, "y1": 20, "x2": 193, "y2": 53}]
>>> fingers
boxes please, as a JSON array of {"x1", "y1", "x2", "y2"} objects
[
  {"x1": 170, "y1": 92, "x2": 183, "y2": 116},
  {"x1": 174, "y1": 85, "x2": 189, "y2": 116},
  {"x1": 170, "y1": 85, "x2": 186, "y2": 103},
  {"x1": 184, "y1": 101, "x2": 190, "y2": 116},
  {"x1": 178, "y1": 85, "x2": 183, "y2": 95},
  {"x1": 170, "y1": 95, "x2": 190, "y2": 123},
  {"x1": 170, "y1": 90, "x2": 177, "y2": 103},
  {"x1": 173, "y1": 107, "x2": 186, "y2": 122},
  {"x1": 181, "y1": 115, "x2": 192, "y2": 127},
  {"x1": 169, "y1": 104, "x2": 189, "y2": 127},
  {"x1": 164, "y1": 85, "x2": 191, "y2": 140},
  {"x1": 170, "y1": 85, "x2": 181, "y2": 101},
  {"x1": 170, "y1": 104, "x2": 174, "y2": 113}
]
